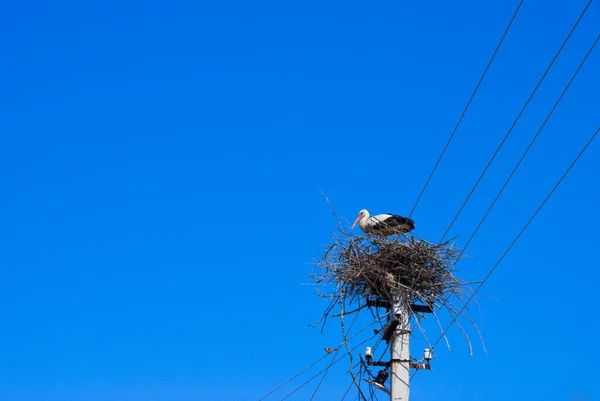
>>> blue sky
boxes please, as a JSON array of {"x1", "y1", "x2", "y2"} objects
[{"x1": 1, "y1": 0, "x2": 599, "y2": 400}]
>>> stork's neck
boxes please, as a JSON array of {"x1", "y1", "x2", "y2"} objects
[{"x1": 359, "y1": 211, "x2": 370, "y2": 230}]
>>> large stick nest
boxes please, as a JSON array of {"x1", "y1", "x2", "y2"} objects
[
  {"x1": 315, "y1": 233, "x2": 462, "y2": 306},
  {"x1": 311, "y1": 227, "x2": 484, "y2": 357}
]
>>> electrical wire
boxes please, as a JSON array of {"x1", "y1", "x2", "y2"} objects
[
  {"x1": 278, "y1": 333, "x2": 378, "y2": 401},
  {"x1": 408, "y1": 34, "x2": 600, "y2": 363},
  {"x1": 257, "y1": 319, "x2": 375, "y2": 400},
  {"x1": 428, "y1": 125, "x2": 599, "y2": 356},
  {"x1": 408, "y1": 0, "x2": 525, "y2": 218},
  {"x1": 445, "y1": 33, "x2": 599, "y2": 267},
  {"x1": 437, "y1": 0, "x2": 594, "y2": 243},
  {"x1": 432, "y1": 31, "x2": 600, "y2": 296},
  {"x1": 309, "y1": 310, "x2": 361, "y2": 400},
  {"x1": 340, "y1": 380, "x2": 354, "y2": 400},
  {"x1": 256, "y1": 352, "x2": 333, "y2": 401}
]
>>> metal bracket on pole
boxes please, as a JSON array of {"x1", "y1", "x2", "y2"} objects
[
  {"x1": 410, "y1": 304, "x2": 433, "y2": 314},
  {"x1": 367, "y1": 299, "x2": 392, "y2": 309},
  {"x1": 409, "y1": 361, "x2": 432, "y2": 370}
]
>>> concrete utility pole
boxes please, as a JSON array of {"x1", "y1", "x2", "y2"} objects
[
  {"x1": 390, "y1": 292, "x2": 410, "y2": 401},
  {"x1": 365, "y1": 294, "x2": 431, "y2": 399}
]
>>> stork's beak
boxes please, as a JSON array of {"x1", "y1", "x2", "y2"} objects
[{"x1": 351, "y1": 216, "x2": 361, "y2": 229}]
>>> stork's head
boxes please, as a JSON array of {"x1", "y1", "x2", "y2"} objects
[{"x1": 351, "y1": 209, "x2": 369, "y2": 229}]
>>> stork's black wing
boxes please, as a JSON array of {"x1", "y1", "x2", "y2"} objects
[{"x1": 372, "y1": 214, "x2": 416, "y2": 232}]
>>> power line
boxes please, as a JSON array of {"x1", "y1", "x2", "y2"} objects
[
  {"x1": 340, "y1": 380, "x2": 354, "y2": 401},
  {"x1": 408, "y1": 0, "x2": 525, "y2": 218},
  {"x1": 257, "y1": 352, "x2": 333, "y2": 401},
  {"x1": 418, "y1": 34, "x2": 600, "y2": 360},
  {"x1": 258, "y1": 320, "x2": 374, "y2": 400},
  {"x1": 445, "y1": 32, "x2": 599, "y2": 275},
  {"x1": 279, "y1": 334, "x2": 378, "y2": 401},
  {"x1": 438, "y1": 0, "x2": 594, "y2": 243},
  {"x1": 309, "y1": 311, "x2": 361, "y2": 400},
  {"x1": 429, "y1": 126, "x2": 599, "y2": 354}
]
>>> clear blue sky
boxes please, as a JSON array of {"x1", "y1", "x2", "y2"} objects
[{"x1": 1, "y1": 0, "x2": 599, "y2": 400}]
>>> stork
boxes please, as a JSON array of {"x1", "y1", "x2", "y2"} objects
[{"x1": 351, "y1": 209, "x2": 415, "y2": 236}]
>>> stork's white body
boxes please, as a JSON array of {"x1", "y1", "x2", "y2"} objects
[{"x1": 352, "y1": 209, "x2": 415, "y2": 236}]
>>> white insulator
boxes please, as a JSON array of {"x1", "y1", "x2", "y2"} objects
[
  {"x1": 365, "y1": 347, "x2": 373, "y2": 358},
  {"x1": 423, "y1": 348, "x2": 431, "y2": 361}
]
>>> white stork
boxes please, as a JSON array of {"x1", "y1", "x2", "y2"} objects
[{"x1": 351, "y1": 209, "x2": 415, "y2": 236}]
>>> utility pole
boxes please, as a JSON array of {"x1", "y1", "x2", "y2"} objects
[
  {"x1": 390, "y1": 291, "x2": 410, "y2": 401},
  {"x1": 364, "y1": 294, "x2": 431, "y2": 399}
]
